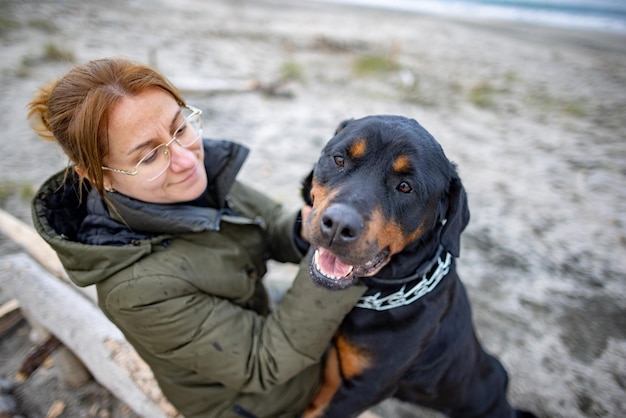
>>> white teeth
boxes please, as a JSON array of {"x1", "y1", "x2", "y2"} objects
[
  {"x1": 337, "y1": 266, "x2": 354, "y2": 279},
  {"x1": 314, "y1": 249, "x2": 353, "y2": 280},
  {"x1": 314, "y1": 249, "x2": 322, "y2": 268}
]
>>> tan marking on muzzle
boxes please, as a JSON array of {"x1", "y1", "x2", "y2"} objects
[
  {"x1": 368, "y1": 207, "x2": 426, "y2": 256},
  {"x1": 307, "y1": 179, "x2": 338, "y2": 242}
]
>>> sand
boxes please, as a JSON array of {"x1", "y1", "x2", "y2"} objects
[{"x1": 0, "y1": 0, "x2": 625, "y2": 417}]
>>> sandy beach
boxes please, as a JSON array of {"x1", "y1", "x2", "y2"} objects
[{"x1": 1, "y1": 0, "x2": 625, "y2": 417}]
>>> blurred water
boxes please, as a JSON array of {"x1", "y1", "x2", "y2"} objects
[{"x1": 309, "y1": 0, "x2": 626, "y2": 33}]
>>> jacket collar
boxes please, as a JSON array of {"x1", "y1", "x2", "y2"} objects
[
  {"x1": 77, "y1": 139, "x2": 249, "y2": 244},
  {"x1": 102, "y1": 139, "x2": 249, "y2": 236},
  {"x1": 32, "y1": 139, "x2": 250, "y2": 286}
]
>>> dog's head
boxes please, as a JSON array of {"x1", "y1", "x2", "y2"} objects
[{"x1": 303, "y1": 115, "x2": 469, "y2": 290}]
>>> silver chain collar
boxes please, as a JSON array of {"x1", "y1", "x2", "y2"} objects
[{"x1": 355, "y1": 252, "x2": 452, "y2": 311}]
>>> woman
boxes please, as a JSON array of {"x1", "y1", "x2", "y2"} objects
[{"x1": 29, "y1": 57, "x2": 365, "y2": 418}]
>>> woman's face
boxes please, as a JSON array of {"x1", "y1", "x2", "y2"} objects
[{"x1": 103, "y1": 87, "x2": 207, "y2": 204}]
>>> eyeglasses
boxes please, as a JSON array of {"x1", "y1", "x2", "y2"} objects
[{"x1": 102, "y1": 105, "x2": 203, "y2": 182}]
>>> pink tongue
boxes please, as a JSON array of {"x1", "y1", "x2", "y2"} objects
[{"x1": 318, "y1": 248, "x2": 353, "y2": 278}]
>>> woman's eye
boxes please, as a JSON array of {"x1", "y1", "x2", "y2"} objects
[
  {"x1": 397, "y1": 181, "x2": 412, "y2": 193},
  {"x1": 334, "y1": 155, "x2": 345, "y2": 167},
  {"x1": 139, "y1": 148, "x2": 160, "y2": 165},
  {"x1": 174, "y1": 123, "x2": 187, "y2": 138}
]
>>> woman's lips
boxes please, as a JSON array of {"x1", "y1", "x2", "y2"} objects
[{"x1": 178, "y1": 166, "x2": 198, "y2": 184}]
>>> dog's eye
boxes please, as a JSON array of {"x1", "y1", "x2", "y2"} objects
[
  {"x1": 334, "y1": 155, "x2": 345, "y2": 167},
  {"x1": 397, "y1": 182, "x2": 413, "y2": 193}
]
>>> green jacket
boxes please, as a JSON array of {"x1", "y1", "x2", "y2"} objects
[{"x1": 32, "y1": 139, "x2": 365, "y2": 418}]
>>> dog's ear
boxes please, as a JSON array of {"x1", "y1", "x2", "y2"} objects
[
  {"x1": 334, "y1": 118, "x2": 354, "y2": 135},
  {"x1": 301, "y1": 169, "x2": 314, "y2": 206},
  {"x1": 438, "y1": 176, "x2": 470, "y2": 258}
]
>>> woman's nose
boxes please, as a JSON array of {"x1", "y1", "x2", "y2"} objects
[{"x1": 167, "y1": 142, "x2": 197, "y2": 172}]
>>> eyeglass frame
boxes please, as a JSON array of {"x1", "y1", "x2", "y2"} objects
[{"x1": 101, "y1": 104, "x2": 203, "y2": 181}]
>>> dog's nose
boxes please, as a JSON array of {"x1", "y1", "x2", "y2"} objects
[{"x1": 321, "y1": 204, "x2": 364, "y2": 245}]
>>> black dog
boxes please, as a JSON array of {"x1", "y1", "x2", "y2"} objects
[{"x1": 301, "y1": 116, "x2": 535, "y2": 418}]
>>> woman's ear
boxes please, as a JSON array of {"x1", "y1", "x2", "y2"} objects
[
  {"x1": 438, "y1": 176, "x2": 470, "y2": 258},
  {"x1": 74, "y1": 166, "x2": 114, "y2": 191},
  {"x1": 74, "y1": 165, "x2": 88, "y2": 179}
]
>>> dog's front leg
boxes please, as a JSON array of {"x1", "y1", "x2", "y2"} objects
[
  {"x1": 302, "y1": 343, "x2": 341, "y2": 418},
  {"x1": 304, "y1": 332, "x2": 386, "y2": 418}
]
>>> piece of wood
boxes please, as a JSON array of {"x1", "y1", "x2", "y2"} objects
[
  {"x1": 0, "y1": 209, "x2": 66, "y2": 281},
  {"x1": 45, "y1": 400, "x2": 66, "y2": 418},
  {"x1": 16, "y1": 334, "x2": 63, "y2": 382},
  {"x1": 16, "y1": 305, "x2": 91, "y2": 387},
  {"x1": 1, "y1": 253, "x2": 179, "y2": 418},
  {"x1": 167, "y1": 76, "x2": 259, "y2": 95},
  {"x1": 0, "y1": 299, "x2": 23, "y2": 337},
  {"x1": 50, "y1": 347, "x2": 93, "y2": 388},
  {"x1": 166, "y1": 76, "x2": 294, "y2": 98},
  {"x1": 0, "y1": 299, "x2": 20, "y2": 317},
  {"x1": 0, "y1": 208, "x2": 97, "y2": 302}
]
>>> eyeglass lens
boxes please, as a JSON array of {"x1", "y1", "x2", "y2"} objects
[{"x1": 138, "y1": 109, "x2": 203, "y2": 181}]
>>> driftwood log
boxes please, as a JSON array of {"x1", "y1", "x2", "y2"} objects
[
  {"x1": 1, "y1": 254, "x2": 179, "y2": 418},
  {"x1": 0, "y1": 299, "x2": 23, "y2": 337},
  {"x1": 0, "y1": 208, "x2": 179, "y2": 418}
]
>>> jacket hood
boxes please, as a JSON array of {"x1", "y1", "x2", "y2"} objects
[{"x1": 32, "y1": 139, "x2": 249, "y2": 287}]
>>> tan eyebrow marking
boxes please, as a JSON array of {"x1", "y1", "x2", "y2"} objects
[
  {"x1": 348, "y1": 138, "x2": 367, "y2": 159},
  {"x1": 392, "y1": 155, "x2": 411, "y2": 173}
]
